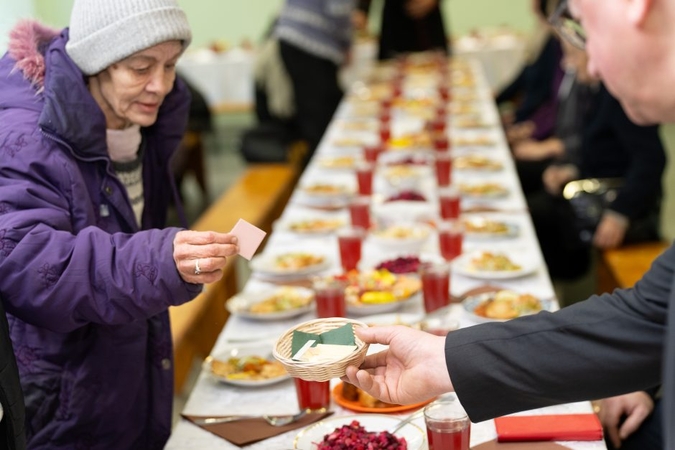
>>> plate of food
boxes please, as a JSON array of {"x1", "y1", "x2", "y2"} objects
[
  {"x1": 294, "y1": 414, "x2": 424, "y2": 450},
  {"x1": 298, "y1": 182, "x2": 353, "y2": 199},
  {"x1": 369, "y1": 223, "x2": 432, "y2": 252},
  {"x1": 360, "y1": 312, "x2": 424, "y2": 327},
  {"x1": 381, "y1": 165, "x2": 426, "y2": 189},
  {"x1": 249, "y1": 252, "x2": 331, "y2": 277},
  {"x1": 462, "y1": 217, "x2": 519, "y2": 240},
  {"x1": 317, "y1": 155, "x2": 362, "y2": 171},
  {"x1": 225, "y1": 286, "x2": 315, "y2": 321},
  {"x1": 331, "y1": 269, "x2": 422, "y2": 315},
  {"x1": 277, "y1": 217, "x2": 345, "y2": 235},
  {"x1": 459, "y1": 182, "x2": 509, "y2": 198},
  {"x1": 333, "y1": 382, "x2": 433, "y2": 414},
  {"x1": 463, "y1": 289, "x2": 554, "y2": 322},
  {"x1": 452, "y1": 250, "x2": 539, "y2": 279},
  {"x1": 453, "y1": 136, "x2": 496, "y2": 147},
  {"x1": 203, "y1": 343, "x2": 289, "y2": 387},
  {"x1": 453, "y1": 155, "x2": 503, "y2": 172}
]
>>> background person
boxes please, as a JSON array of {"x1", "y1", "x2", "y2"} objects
[
  {"x1": 353, "y1": 0, "x2": 449, "y2": 60},
  {"x1": 0, "y1": 0, "x2": 239, "y2": 447}
]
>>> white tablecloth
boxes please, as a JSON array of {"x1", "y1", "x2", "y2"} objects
[
  {"x1": 177, "y1": 48, "x2": 256, "y2": 109},
  {"x1": 166, "y1": 58, "x2": 605, "y2": 450}
]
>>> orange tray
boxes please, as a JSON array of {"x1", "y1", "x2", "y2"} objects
[{"x1": 332, "y1": 382, "x2": 433, "y2": 414}]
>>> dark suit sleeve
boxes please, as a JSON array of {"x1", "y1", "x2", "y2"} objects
[{"x1": 445, "y1": 243, "x2": 673, "y2": 422}]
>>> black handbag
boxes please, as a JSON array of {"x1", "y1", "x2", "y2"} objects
[
  {"x1": 562, "y1": 177, "x2": 623, "y2": 243},
  {"x1": 562, "y1": 177, "x2": 661, "y2": 244}
]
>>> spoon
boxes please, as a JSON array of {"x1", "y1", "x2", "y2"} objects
[
  {"x1": 193, "y1": 408, "x2": 321, "y2": 427},
  {"x1": 389, "y1": 409, "x2": 425, "y2": 434}
]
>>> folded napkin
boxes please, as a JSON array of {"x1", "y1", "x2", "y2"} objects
[
  {"x1": 494, "y1": 414, "x2": 603, "y2": 442},
  {"x1": 182, "y1": 411, "x2": 333, "y2": 446},
  {"x1": 472, "y1": 439, "x2": 571, "y2": 449}
]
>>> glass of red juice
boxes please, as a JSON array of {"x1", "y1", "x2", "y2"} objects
[
  {"x1": 337, "y1": 227, "x2": 365, "y2": 273},
  {"x1": 433, "y1": 134, "x2": 450, "y2": 152},
  {"x1": 419, "y1": 263, "x2": 450, "y2": 314},
  {"x1": 294, "y1": 378, "x2": 331, "y2": 411},
  {"x1": 424, "y1": 396, "x2": 470, "y2": 450},
  {"x1": 435, "y1": 152, "x2": 452, "y2": 187},
  {"x1": 349, "y1": 195, "x2": 371, "y2": 230},
  {"x1": 437, "y1": 85, "x2": 451, "y2": 102},
  {"x1": 438, "y1": 219, "x2": 463, "y2": 261},
  {"x1": 363, "y1": 144, "x2": 384, "y2": 164},
  {"x1": 438, "y1": 186, "x2": 461, "y2": 219},
  {"x1": 312, "y1": 278, "x2": 346, "y2": 318},
  {"x1": 355, "y1": 162, "x2": 374, "y2": 196},
  {"x1": 379, "y1": 124, "x2": 391, "y2": 143},
  {"x1": 428, "y1": 118, "x2": 446, "y2": 134}
]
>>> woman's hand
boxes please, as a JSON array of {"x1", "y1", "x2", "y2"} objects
[
  {"x1": 172, "y1": 230, "x2": 239, "y2": 284},
  {"x1": 598, "y1": 392, "x2": 654, "y2": 449},
  {"x1": 593, "y1": 212, "x2": 628, "y2": 249},
  {"x1": 342, "y1": 326, "x2": 453, "y2": 405}
]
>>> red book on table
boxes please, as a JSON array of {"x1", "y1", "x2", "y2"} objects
[{"x1": 495, "y1": 414, "x2": 604, "y2": 442}]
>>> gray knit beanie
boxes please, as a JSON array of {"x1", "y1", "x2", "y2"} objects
[{"x1": 66, "y1": 0, "x2": 192, "y2": 75}]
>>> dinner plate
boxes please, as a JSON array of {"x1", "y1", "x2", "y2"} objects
[
  {"x1": 462, "y1": 218, "x2": 519, "y2": 240},
  {"x1": 347, "y1": 292, "x2": 421, "y2": 316},
  {"x1": 225, "y1": 286, "x2": 315, "y2": 321},
  {"x1": 203, "y1": 342, "x2": 290, "y2": 387},
  {"x1": 293, "y1": 414, "x2": 425, "y2": 450},
  {"x1": 458, "y1": 183, "x2": 510, "y2": 199},
  {"x1": 359, "y1": 312, "x2": 424, "y2": 327},
  {"x1": 462, "y1": 292, "x2": 556, "y2": 323},
  {"x1": 316, "y1": 155, "x2": 362, "y2": 171},
  {"x1": 332, "y1": 383, "x2": 433, "y2": 414},
  {"x1": 451, "y1": 251, "x2": 539, "y2": 280},
  {"x1": 249, "y1": 253, "x2": 331, "y2": 278},
  {"x1": 274, "y1": 217, "x2": 346, "y2": 235},
  {"x1": 369, "y1": 223, "x2": 433, "y2": 252}
]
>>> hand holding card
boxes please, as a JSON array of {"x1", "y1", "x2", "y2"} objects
[{"x1": 230, "y1": 219, "x2": 266, "y2": 260}]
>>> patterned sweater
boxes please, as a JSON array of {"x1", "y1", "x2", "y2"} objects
[{"x1": 275, "y1": 0, "x2": 355, "y2": 64}]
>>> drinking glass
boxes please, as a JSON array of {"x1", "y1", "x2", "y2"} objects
[
  {"x1": 294, "y1": 378, "x2": 331, "y2": 411},
  {"x1": 424, "y1": 395, "x2": 471, "y2": 450},
  {"x1": 419, "y1": 263, "x2": 451, "y2": 314}
]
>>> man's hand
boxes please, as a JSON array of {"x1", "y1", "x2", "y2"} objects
[
  {"x1": 513, "y1": 138, "x2": 564, "y2": 161},
  {"x1": 543, "y1": 164, "x2": 578, "y2": 195},
  {"x1": 342, "y1": 326, "x2": 453, "y2": 405},
  {"x1": 593, "y1": 212, "x2": 628, "y2": 249},
  {"x1": 598, "y1": 392, "x2": 654, "y2": 449}
]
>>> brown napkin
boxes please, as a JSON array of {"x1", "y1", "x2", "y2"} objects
[
  {"x1": 182, "y1": 411, "x2": 333, "y2": 446},
  {"x1": 472, "y1": 439, "x2": 570, "y2": 450}
]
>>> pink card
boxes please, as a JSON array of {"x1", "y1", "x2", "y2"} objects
[{"x1": 230, "y1": 219, "x2": 266, "y2": 260}]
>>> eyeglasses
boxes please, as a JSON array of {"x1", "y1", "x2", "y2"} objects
[{"x1": 549, "y1": 0, "x2": 586, "y2": 50}]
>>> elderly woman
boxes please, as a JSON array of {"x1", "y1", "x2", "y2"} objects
[{"x1": 0, "y1": 0, "x2": 238, "y2": 448}]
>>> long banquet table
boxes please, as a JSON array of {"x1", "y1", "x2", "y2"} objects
[{"x1": 166, "y1": 57, "x2": 606, "y2": 450}]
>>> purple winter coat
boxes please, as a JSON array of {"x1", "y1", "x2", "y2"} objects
[{"x1": 0, "y1": 22, "x2": 202, "y2": 449}]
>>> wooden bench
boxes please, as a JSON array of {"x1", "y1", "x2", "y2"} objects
[
  {"x1": 596, "y1": 241, "x2": 670, "y2": 294},
  {"x1": 169, "y1": 163, "x2": 300, "y2": 393}
]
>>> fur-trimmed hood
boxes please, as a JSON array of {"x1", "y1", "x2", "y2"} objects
[{"x1": 7, "y1": 20, "x2": 60, "y2": 89}]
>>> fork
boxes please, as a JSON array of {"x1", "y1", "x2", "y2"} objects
[{"x1": 192, "y1": 408, "x2": 316, "y2": 427}]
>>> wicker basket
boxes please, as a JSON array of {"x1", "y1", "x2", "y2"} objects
[{"x1": 273, "y1": 317, "x2": 370, "y2": 382}]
